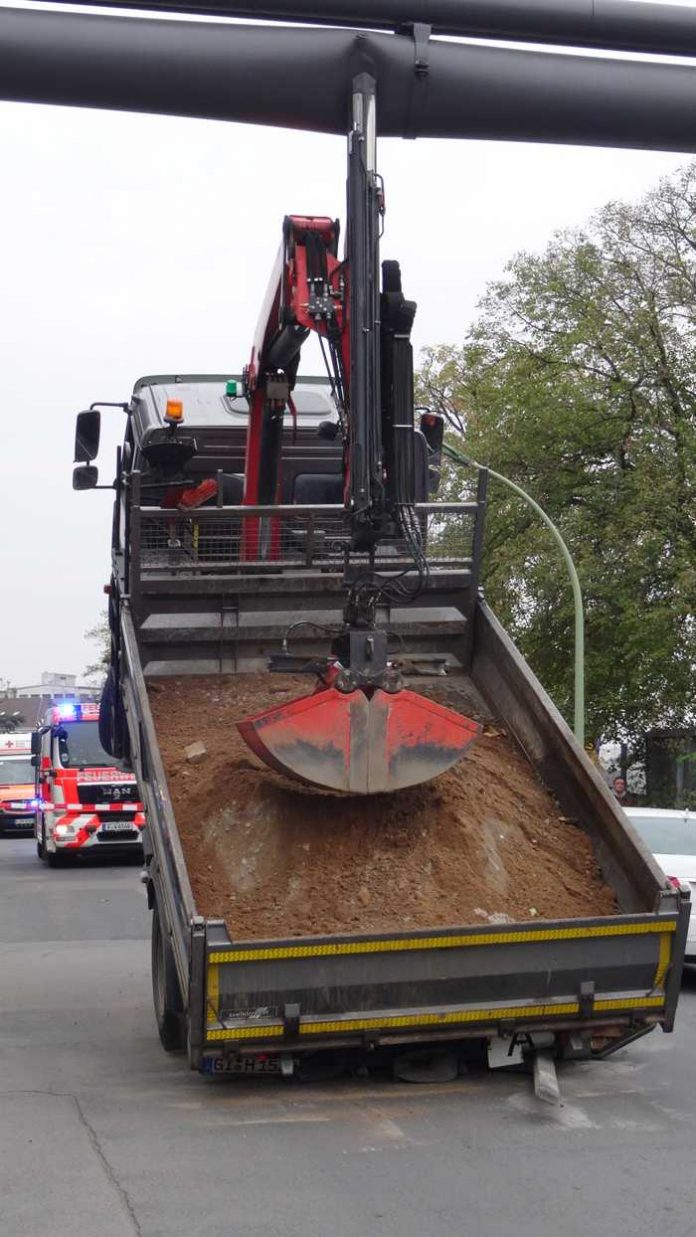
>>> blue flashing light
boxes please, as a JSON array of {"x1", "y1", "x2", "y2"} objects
[{"x1": 57, "y1": 703, "x2": 78, "y2": 721}]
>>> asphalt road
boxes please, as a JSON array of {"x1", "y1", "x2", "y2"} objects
[{"x1": 1, "y1": 834, "x2": 694, "y2": 1237}]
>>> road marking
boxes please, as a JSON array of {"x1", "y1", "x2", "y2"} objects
[
  {"x1": 203, "y1": 1079, "x2": 478, "y2": 1107},
  {"x1": 365, "y1": 1113, "x2": 405, "y2": 1141},
  {"x1": 571, "y1": 1089, "x2": 641, "y2": 1098},
  {"x1": 210, "y1": 1114, "x2": 331, "y2": 1126}
]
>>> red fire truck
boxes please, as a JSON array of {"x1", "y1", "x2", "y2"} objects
[{"x1": 33, "y1": 702, "x2": 145, "y2": 866}]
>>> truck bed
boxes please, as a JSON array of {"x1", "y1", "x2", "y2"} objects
[
  {"x1": 148, "y1": 673, "x2": 618, "y2": 938},
  {"x1": 95, "y1": 385, "x2": 689, "y2": 1070}
]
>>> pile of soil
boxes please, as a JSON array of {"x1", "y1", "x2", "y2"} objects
[{"x1": 148, "y1": 673, "x2": 617, "y2": 940}]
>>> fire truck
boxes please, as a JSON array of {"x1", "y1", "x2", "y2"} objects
[
  {"x1": 0, "y1": 732, "x2": 37, "y2": 833},
  {"x1": 32, "y1": 702, "x2": 145, "y2": 866}
]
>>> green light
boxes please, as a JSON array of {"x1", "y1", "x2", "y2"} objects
[{"x1": 225, "y1": 380, "x2": 238, "y2": 397}]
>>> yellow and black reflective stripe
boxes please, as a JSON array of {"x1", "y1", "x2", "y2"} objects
[
  {"x1": 653, "y1": 931, "x2": 672, "y2": 990},
  {"x1": 209, "y1": 919, "x2": 676, "y2": 965},
  {"x1": 206, "y1": 962, "x2": 220, "y2": 1027},
  {"x1": 204, "y1": 993, "x2": 666, "y2": 1042}
]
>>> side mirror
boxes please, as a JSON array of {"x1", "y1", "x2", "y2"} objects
[
  {"x1": 419, "y1": 411, "x2": 444, "y2": 457},
  {"x1": 30, "y1": 731, "x2": 41, "y2": 755},
  {"x1": 30, "y1": 754, "x2": 38, "y2": 769},
  {"x1": 56, "y1": 727, "x2": 70, "y2": 767},
  {"x1": 73, "y1": 464, "x2": 99, "y2": 491},
  {"x1": 74, "y1": 409, "x2": 101, "y2": 462}
]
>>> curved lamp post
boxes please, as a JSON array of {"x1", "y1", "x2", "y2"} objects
[{"x1": 443, "y1": 443, "x2": 585, "y2": 747}]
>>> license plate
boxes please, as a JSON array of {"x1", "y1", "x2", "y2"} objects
[
  {"x1": 100, "y1": 822, "x2": 137, "y2": 834},
  {"x1": 204, "y1": 1056, "x2": 283, "y2": 1076}
]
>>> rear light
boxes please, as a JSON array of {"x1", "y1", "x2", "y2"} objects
[{"x1": 666, "y1": 875, "x2": 683, "y2": 889}]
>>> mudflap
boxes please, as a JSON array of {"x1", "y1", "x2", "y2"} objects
[{"x1": 237, "y1": 686, "x2": 482, "y2": 794}]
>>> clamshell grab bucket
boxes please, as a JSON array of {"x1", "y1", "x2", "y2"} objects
[{"x1": 237, "y1": 686, "x2": 482, "y2": 794}]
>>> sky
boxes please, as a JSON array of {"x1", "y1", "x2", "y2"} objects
[{"x1": 0, "y1": 1, "x2": 692, "y2": 685}]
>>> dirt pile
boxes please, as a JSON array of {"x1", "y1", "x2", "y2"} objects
[{"x1": 148, "y1": 673, "x2": 617, "y2": 940}]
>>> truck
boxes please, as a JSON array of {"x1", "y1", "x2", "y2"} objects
[
  {"x1": 0, "y1": 732, "x2": 37, "y2": 833},
  {"x1": 71, "y1": 75, "x2": 690, "y2": 1088},
  {"x1": 32, "y1": 701, "x2": 145, "y2": 866}
]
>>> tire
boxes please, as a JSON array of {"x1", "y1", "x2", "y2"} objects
[
  {"x1": 37, "y1": 820, "x2": 47, "y2": 863},
  {"x1": 151, "y1": 899, "x2": 186, "y2": 1052},
  {"x1": 46, "y1": 848, "x2": 66, "y2": 869}
]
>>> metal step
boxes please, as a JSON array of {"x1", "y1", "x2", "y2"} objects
[
  {"x1": 137, "y1": 606, "x2": 468, "y2": 644},
  {"x1": 136, "y1": 567, "x2": 473, "y2": 597}
]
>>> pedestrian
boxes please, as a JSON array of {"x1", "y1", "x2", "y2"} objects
[{"x1": 612, "y1": 775, "x2": 628, "y2": 805}]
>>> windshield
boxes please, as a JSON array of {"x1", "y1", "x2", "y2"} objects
[
  {"x1": 56, "y1": 721, "x2": 125, "y2": 770},
  {"x1": 629, "y1": 814, "x2": 696, "y2": 856},
  {"x1": 0, "y1": 757, "x2": 33, "y2": 785}
]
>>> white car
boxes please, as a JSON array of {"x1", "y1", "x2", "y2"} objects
[{"x1": 626, "y1": 808, "x2": 696, "y2": 962}]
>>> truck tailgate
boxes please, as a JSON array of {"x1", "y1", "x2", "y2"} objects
[{"x1": 203, "y1": 910, "x2": 686, "y2": 1053}]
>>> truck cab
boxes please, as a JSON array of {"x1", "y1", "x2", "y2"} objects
[
  {"x1": 0, "y1": 732, "x2": 37, "y2": 833},
  {"x1": 34, "y1": 702, "x2": 145, "y2": 866}
]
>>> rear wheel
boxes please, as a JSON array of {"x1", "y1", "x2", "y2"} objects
[
  {"x1": 151, "y1": 899, "x2": 186, "y2": 1052},
  {"x1": 37, "y1": 820, "x2": 48, "y2": 863},
  {"x1": 46, "y1": 847, "x2": 66, "y2": 869}
]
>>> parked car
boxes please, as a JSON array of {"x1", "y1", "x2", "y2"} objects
[{"x1": 626, "y1": 808, "x2": 696, "y2": 962}]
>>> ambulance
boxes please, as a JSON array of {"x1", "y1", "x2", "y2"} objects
[
  {"x1": 0, "y1": 732, "x2": 37, "y2": 832},
  {"x1": 33, "y1": 702, "x2": 145, "y2": 865}
]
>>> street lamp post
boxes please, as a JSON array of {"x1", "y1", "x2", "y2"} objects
[{"x1": 444, "y1": 443, "x2": 585, "y2": 747}]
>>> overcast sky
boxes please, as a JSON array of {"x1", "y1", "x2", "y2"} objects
[{"x1": 0, "y1": 2, "x2": 691, "y2": 686}]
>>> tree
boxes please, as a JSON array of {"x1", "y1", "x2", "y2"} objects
[
  {"x1": 84, "y1": 612, "x2": 110, "y2": 686},
  {"x1": 417, "y1": 163, "x2": 696, "y2": 749}
]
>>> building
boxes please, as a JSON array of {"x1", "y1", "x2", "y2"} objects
[
  {"x1": 0, "y1": 673, "x2": 98, "y2": 731},
  {"x1": 15, "y1": 672, "x2": 97, "y2": 701}
]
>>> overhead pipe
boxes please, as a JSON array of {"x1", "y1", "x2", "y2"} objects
[
  {"x1": 24, "y1": 0, "x2": 696, "y2": 59},
  {"x1": 3, "y1": 7, "x2": 696, "y2": 151}
]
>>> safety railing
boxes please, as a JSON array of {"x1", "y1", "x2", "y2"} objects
[
  {"x1": 133, "y1": 501, "x2": 479, "y2": 571},
  {"x1": 124, "y1": 468, "x2": 489, "y2": 603}
]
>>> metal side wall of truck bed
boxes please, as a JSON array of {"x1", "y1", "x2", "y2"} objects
[
  {"x1": 119, "y1": 605, "x2": 201, "y2": 1042},
  {"x1": 470, "y1": 600, "x2": 674, "y2": 917}
]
